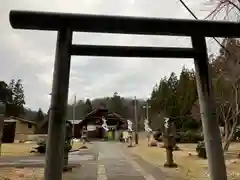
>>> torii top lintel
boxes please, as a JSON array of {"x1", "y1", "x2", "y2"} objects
[{"x1": 9, "y1": 10, "x2": 240, "y2": 38}]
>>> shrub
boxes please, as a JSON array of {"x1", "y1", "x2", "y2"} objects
[
  {"x1": 176, "y1": 131, "x2": 203, "y2": 143},
  {"x1": 160, "y1": 144, "x2": 180, "y2": 151},
  {"x1": 153, "y1": 131, "x2": 162, "y2": 142},
  {"x1": 234, "y1": 128, "x2": 240, "y2": 140},
  {"x1": 196, "y1": 141, "x2": 207, "y2": 159},
  {"x1": 154, "y1": 130, "x2": 203, "y2": 144},
  {"x1": 149, "y1": 141, "x2": 158, "y2": 147},
  {"x1": 34, "y1": 140, "x2": 72, "y2": 154},
  {"x1": 35, "y1": 140, "x2": 46, "y2": 154},
  {"x1": 173, "y1": 145, "x2": 180, "y2": 151},
  {"x1": 181, "y1": 119, "x2": 200, "y2": 132}
]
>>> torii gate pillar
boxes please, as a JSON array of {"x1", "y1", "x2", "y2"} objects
[{"x1": 44, "y1": 28, "x2": 72, "y2": 180}]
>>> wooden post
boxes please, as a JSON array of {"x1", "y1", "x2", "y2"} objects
[
  {"x1": 134, "y1": 96, "x2": 139, "y2": 145},
  {"x1": 44, "y1": 28, "x2": 72, "y2": 180},
  {"x1": 0, "y1": 102, "x2": 6, "y2": 156},
  {"x1": 191, "y1": 35, "x2": 227, "y2": 180},
  {"x1": 0, "y1": 117, "x2": 3, "y2": 156}
]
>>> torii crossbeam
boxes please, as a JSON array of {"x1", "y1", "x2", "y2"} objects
[{"x1": 10, "y1": 10, "x2": 240, "y2": 180}]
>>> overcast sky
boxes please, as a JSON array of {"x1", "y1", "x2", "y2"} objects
[{"x1": 1, "y1": 0, "x2": 220, "y2": 112}]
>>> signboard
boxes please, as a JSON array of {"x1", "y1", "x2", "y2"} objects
[{"x1": 87, "y1": 125, "x2": 96, "y2": 131}]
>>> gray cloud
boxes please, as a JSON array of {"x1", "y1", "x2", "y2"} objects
[{"x1": 0, "y1": 0, "x2": 219, "y2": 112}]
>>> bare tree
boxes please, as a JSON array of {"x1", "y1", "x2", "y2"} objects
[
  {"x1": 212, "y1": 38, "x2": 240, "y2": 150},
  {"x1": 205, "y1": 0, "x2": 240, "y2": 20},
  {"x1": 220, "y1": 82, "x2": 240, "y2": 150}
]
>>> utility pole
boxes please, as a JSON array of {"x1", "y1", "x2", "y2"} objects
[
  {"x1": 72, "y1": 94, "x2": 76, "y2": 138},
  {"x1": 143, "y1": 102, "x2": 151, "y2": 120},
  {"x1": 134, "y1": 96, "x2": 138, "y2": 145},
  {"x1": 0, "y1": 102, "x2": 6, "y2": 156}
]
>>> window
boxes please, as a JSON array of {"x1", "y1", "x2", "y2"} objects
[{"x1": 28, "y1": 123, "x2": 32, "y2": 128}]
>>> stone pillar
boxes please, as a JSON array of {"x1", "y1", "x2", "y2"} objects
[{"x1": 163, "y1": 118, "x2": 177, "y2": 168}]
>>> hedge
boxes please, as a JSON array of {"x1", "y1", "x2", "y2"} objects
[{"x1": 176, "y1": 131, "x2": 203, "y2": 143}]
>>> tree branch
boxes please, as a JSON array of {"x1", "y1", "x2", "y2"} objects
[{"x1": 224, "y1": 0, "x2": 240, "y2": 12}]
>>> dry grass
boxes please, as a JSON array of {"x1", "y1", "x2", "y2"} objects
[
  {"x1": 71, "y1": 140, "x2": 83, "y2": 151},
  {"x1": 0, "y1": 168, "x2": 44, "y2": 180},
  {"x1": 0, "y1": 167, "x2": 80, "y2": 180},
  {"x1": 1, "y1": 140, "x2": 83, "y2": 156},
  {"x1": 0, "y1": 141, "x2": 84, "y2": 180},
  {"x1": 1, "y1": 143, "x2": 36, "y2": 156},
  {"x1": 129, "y1": 135, "x2": 240, "y2": 180}
]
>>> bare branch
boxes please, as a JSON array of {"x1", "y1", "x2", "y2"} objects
[
  {"x1": 225, "y1": 0, "x2": 240, "y2": 12},
  {"x1": 205, "y1": 2, "x2": 229, "y2": 19},
  {"x1": 205, "y1": 0, "x2": 240, "y2": 20}
]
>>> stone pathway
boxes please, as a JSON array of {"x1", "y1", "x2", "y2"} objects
[
  {"x1": 0, "y1": 142, "x2": 168, "y2": 180},
  {"x1": 92, "y1": 141, "x2": 167, "y2": 180}
]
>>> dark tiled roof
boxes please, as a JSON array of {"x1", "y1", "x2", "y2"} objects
[{"x1": 7, "y1": 116, "x2": 36, "y2": 124}]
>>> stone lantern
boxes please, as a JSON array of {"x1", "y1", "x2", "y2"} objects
[
  {"x1": 63, "y1": 120, "x2": 73, "y2": 171},
  {"x1": 162, "y1": 117, "x2": 177, "y2": 168}
]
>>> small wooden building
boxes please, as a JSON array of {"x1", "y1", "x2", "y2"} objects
[
  {"x1": 3, "y1": 117, "x2": 37, "y2": 143},
  {"x1": 67, "y1": 120, "x2": 82, "y2": 138},
  {"x1": 79, "y1": 107, "x2": 127, "y2": 140},
  {"x1": 37, "y1": 107, "x2": 127, "y2": 140}
]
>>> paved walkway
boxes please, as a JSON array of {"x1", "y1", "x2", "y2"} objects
[
  {"x1": 70, "y1": 141, "x2": 167, "y2": 180},
  {"x1": 0, "y1": 142, "x2": 168, "y2": 180}
]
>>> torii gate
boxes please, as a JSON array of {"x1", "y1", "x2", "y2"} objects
[{"x1": 9, "y1": 10, "x2": 240, "y2": 180}]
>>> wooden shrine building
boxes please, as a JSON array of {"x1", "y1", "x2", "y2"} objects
[{"x1": 78, "y1": 107, "x2": 127, "y2": 139}]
